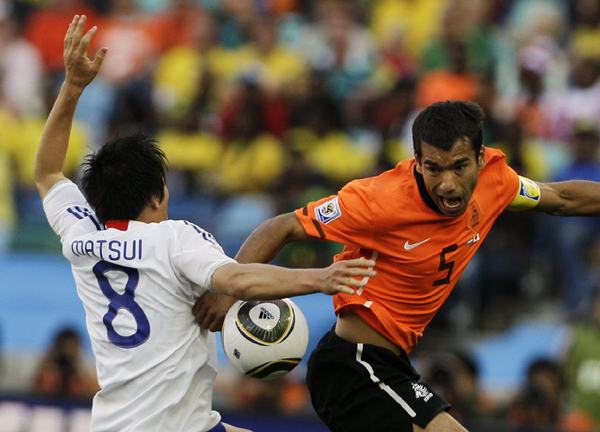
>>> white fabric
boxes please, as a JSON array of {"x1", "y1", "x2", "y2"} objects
[{"x1": 43, "y1": 180, "x2": 235, "y2": 432}]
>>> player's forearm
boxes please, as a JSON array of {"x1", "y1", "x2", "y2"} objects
[
  {"x1": 34, "y1": 82, "x2": 84, "y2": 198},
  {"x1": 539, "y1": 181, "x2": 600, "y2": 216},
  {"x1": 235, "y1": 213, "x2": 303, "y2": 264},
  {"x1": 224, "y1": 264, "x2": 323, "y2": 300}
]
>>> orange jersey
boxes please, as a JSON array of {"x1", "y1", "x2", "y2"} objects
[{"x1": 294, "y1": 147, "x2": 520, "y2": 354}]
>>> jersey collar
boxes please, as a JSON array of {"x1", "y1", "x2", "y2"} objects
[
  {"x1": 105, "y1": 220, "x2": 130, "y2": 231},
  {"x1": 413, "y1": 167, "x2": 442, "y2": 214}
]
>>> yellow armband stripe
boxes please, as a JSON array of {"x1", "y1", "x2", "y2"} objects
[{"x1": 508, "y1": 176, "x2": 541, "y2": 211}]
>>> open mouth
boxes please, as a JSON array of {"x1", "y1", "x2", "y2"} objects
[{"x1": 440, "y1": 196, "x2": 461, "y2": 210}]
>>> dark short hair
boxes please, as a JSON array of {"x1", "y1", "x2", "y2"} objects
[
  {"x1": 412, "y1": 100, "x2": 485, "y2": 160},
  {"x1": 81, "y1": 133, "x2": 167, "y2": 224}
]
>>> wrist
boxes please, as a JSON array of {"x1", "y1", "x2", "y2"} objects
[
  {"x1": 309, "y1": 268, "x2": 326, "y2": 294},
  {"x1": 60, "y1": 81, "x2": 86, "y2": 99}
]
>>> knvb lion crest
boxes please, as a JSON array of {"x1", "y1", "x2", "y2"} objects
[{"x1": 467, "y1": 199, "x2": 483, "y2": 234}]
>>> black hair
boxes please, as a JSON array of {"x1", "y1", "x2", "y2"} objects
[
  {"x1": 412, "y1": 100, "x2": 485, "y2": 160},
  {"x1": 81, "y1": 133, "x2": 167, "y2": 224}
]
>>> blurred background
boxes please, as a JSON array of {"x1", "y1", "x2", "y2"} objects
[{"x1": 2, "y1": 0, "x2": 600, "y2": 430}]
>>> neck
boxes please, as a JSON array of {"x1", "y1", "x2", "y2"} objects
[{"x1": 135, "y1": 205, "x2": 166, "y2": 224}]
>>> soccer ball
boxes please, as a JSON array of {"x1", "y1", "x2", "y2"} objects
[{"x1": 221, "y1": 298, "x2": 309, "y2": 380}]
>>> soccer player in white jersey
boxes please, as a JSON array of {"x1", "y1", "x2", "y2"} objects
[{"x1": 34, "y1": 16, "x2": 375, "y2": 432}]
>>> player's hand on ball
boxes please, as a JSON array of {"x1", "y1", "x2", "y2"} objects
[
  {"x1": 320, "y1": 258, "x2": 376, "y2": 295},
  {"x1": 193, "y1": 291, "x2": 238, "y2": 332}
]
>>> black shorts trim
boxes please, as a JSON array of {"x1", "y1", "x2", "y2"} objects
[{"x1": 307, "y1": 328, "x2": 450, "y2": 431}]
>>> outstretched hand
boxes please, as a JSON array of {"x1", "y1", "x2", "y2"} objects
[
  {"x1": 64, "y1": 15, "x2": 106, "y2": 90},
  {"x1": 319, "y1": 258, "x2": 376, "y2": 295}
]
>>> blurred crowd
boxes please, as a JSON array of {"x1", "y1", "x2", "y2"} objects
[{"x1": 3, "y1": 0, "x2": 600, "y2": 429}]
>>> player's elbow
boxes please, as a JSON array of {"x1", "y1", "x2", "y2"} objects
[
  {"x1": 225, "y1": 276, "x2": 254, "y2": 300},
  {"x1": 213, "y1": 264, "x2": 258, "y2": 300}
]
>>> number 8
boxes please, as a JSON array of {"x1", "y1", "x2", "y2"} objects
[{"x1": 93, "y1": 261, "x2": 150, "y2": 348}]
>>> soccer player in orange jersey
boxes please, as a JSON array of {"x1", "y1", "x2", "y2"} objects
[{"x1": 195, "y1": 101, "x2": 600, "y2": 431}]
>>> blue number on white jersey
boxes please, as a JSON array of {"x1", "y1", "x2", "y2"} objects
[{"x1": 93, "y1": 261, "x2": 151, "y2": 348}]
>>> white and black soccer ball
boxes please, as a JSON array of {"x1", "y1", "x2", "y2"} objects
[{"x1": 221, "y1": 298, "x2": 309, "y2": 380}]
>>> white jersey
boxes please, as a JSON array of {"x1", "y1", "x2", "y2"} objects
[{"x1": 43, "y1": 180, "x2": 236, "y2": 432}]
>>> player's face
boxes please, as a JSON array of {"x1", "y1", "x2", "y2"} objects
[{"x1": 415, "y1": 138, "x2": 485, "y2": 217}]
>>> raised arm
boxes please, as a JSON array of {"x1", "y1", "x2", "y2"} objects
[
  {"x1": 533, "y1": 181, "x2": 600, "y2": 216},
  {"x1": 34, "y1": 15, "x2": 107, "y2": 199},
  {"x1": 235, "y1": 212, "x2": 313, "y2": 264}
]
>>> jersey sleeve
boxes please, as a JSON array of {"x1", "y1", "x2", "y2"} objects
[
  {"x1": 172, "y1": 221, "x2": 236, "y2": 293},
  {"x1": 294, "y1": 180, "x2": 376, "y2": 249},
  {"x1": 42, "y1": 180, "x2": 103, "y2": 239}
]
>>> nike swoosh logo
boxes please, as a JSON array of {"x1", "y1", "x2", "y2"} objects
[{"x1": 404, "y1": 238, "x2": 431, "y2": 250}]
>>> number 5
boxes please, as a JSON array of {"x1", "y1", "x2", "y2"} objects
[{"x1": 433, "y1": 244, "x2": 458, "y2": 287}]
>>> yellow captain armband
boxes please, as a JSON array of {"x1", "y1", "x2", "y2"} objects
[{"x1": 507, "y1": 176, "x2": 541, "y2": 211}]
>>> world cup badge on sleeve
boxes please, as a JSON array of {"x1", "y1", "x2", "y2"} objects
[
  {"x1": 519, "y1": 177, "x2": 541, "y2": 202},
  {"x1": 314, "y1": 197, "x2": 342, "y2": 224}
]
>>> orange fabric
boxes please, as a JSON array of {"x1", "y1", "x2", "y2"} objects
[
  {"x1": 295, "y1": 148, "x2": 520, "y2": 354},
  {"x1": 24, "y1": 4, "x2": 100, "y2": 72},
  {"x1": 92, "y1": 15, "x2": 160, "y2": 83},
  {"x1": 415, "y1": 71, "x2": 480, "y2": 109}
]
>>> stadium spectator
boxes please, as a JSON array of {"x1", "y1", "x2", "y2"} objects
[
  {"x1": 212, "y1": 0, "x2": 258, "y2": 49},
  {"x1": 414, "y1": 40, "x2": 481, "y2": 109},
  {"x1": 490, "y1": 120, "x2": 551, "y2": 181},
  {"x1": 564, "y1": 285, "x2": 600, "y2": 429},
  {"x1": 23, "y1": 0, "x2": 99, "y2": 77},
  {"x1": 216, "y1": 80, "x2": 289, "y2": 194},
  {"x1": 504, "y1": 357, "x2": 565, "y2": 430},
  {"x1": 152, "y1": 0, "x2": 208, "y2": 53},
  {"x1": 300, "y1": 0, "x2": 376, "y2": 102},
  {"x1": 33, "y1": 15, "x2": 374, "y2": 431},
  {"x1": 570, "y1": 0, "x2": 600, "y2": 61},
  {"x1": 544, "y1": 57, "x2": 600, "y2": 143},
  {"x1": 235, "y1": 16, "x2": 308, "y2": 98},
  {"x1": 544, "y1": 125, "x2": 600, "y2": 317},
  {"x1": 505, "y1": 384, "x2": 558, "y2": 431},
  {"x1": 197, "y1": 99, "x2": 600, "y2": 431},
  {"x1": 288, "y1": 69, "x2": 379, "y2": 188},
  {"x1": 0, "y1": 11, "x2": 44, "y2": 118},
  {"x1": 420, "y1": 0, "x2": 496, "y2": 77},
  {"x1": 92, "y1": 0, "x2": 161, "y2": 136},
  {"x1": 153, "y1": 12, "x2": 234, "y2": 130},
  {"x1": 369, "y1": 0, "x2": 446, "y2": 63},
  {"x1": 418, "y1": 350, "x2": 493, "y2": 427},
  {"x1": 32, "y1": 327, "x2": 98, "y2": 400}
]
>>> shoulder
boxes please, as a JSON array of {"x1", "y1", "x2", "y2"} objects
[
  {"x1": 480, "y1": 147, "x2": 516, "y2": 182},
  {"x1": 163, "y1": 219, "x2": 219, "y2": 245},
  {"x1": 43, "y1": 179, "x2": 79, "y2": 201},
  {"x1": 158, "y1": 219, "x2": 201, "y2": 234},
  {"x1": 483, "y1": 147, "x2": 509, "y2": 169}
]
